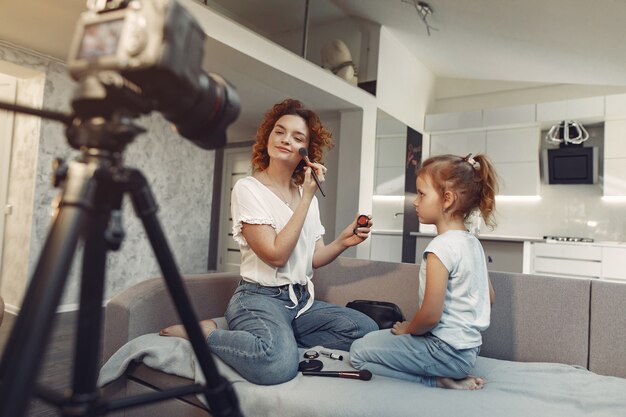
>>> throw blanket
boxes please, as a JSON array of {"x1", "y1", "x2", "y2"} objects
[{"x1": 99, "y1": 334, "x2": 626, "y2": 417}]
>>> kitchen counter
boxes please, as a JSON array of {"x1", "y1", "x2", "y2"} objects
[
  {"x1": 371, "y1": 229, "x2": 403, "y2": 236},
  {"x1": 539, "y1": 240, "x2": 626, "y2": 247},
  {"x1": 410, "y1": 232, "x2": 543, "y2": 243}
]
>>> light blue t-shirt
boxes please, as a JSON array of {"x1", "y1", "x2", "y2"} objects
[{"x1": 419, "y1": 230, "x2": 491, "y2": 350}]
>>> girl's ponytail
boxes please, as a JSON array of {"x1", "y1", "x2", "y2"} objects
[{"x1": 472, "y1": 154, "x2": 498, "y2": 229}]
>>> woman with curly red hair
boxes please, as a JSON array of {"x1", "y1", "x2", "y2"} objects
[{"x1": 161, "y1": 99, "x2": 377, "y2": 385}]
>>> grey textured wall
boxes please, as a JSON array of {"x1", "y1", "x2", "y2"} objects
[{"x1": 0, "y1": 43, "x2": 215, "y2": 309}]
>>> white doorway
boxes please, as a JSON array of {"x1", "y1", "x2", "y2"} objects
[
  {"x1": 216, "y1": 147, "x2": 251, "y2": 272},
  {"x1": 0, "y1": 73, "x2": 17, "y2": 280}
]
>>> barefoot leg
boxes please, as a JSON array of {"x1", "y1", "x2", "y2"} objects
[
  {"x1": 159, "y1": 319, "x2": 218, "y2": 340},
  {"x1": 436, "y1": 375, "x2": 485, "y2": 390}
]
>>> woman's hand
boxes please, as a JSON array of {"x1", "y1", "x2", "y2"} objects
[
  {"x1": 391, "y1": 321, "x2": 411, "y2": 335},
  {"x1": 302, "y1": 161, "x2": 327, "y2": 200},
  {"x1": 338, "y1": 213, "x2": 373, "y2": 248},
  {"x1": 312, "y1": 214, "x2": 373, "y2": 269}
]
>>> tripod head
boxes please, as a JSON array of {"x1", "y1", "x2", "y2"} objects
[
  {"x1": 0, "y1": 0, "x2": 240, "y2": 159},
  {"x1": 65, "y1": 0, "x2": 240, "y2": 152}
]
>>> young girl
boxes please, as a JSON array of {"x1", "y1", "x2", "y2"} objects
[{"x1": 350, "y1": 153, "x2": 497, "y2": 390}]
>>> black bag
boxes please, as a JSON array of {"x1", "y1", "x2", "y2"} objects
[{"x1": 346, "y1": 300, "x2": 405, "y2": 329}]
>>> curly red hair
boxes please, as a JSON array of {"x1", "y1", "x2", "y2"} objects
[{"x1": 251, "y1": 99, "x2": 334, "y2": 185}]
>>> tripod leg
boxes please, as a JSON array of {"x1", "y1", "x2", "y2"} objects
[
  {"x1": 0, "y1": 161, "x2": 98, "y2": 417},
  {"x1": 70, "y1": 189, "x2": 120, "y2": 405},
  {"x1": 126, "y1": 169, "x2": 242, "y2": 417}
]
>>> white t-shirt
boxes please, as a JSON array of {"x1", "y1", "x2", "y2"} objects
[
  {"x1": 231, "y1": 176, "x2": 325, "y2": 316},
  {"x1": 419, "y1": 230, "x2": 491, "y2": 350}
]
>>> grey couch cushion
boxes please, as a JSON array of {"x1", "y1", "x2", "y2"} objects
[
  {"x1": 589, "y1": 279, "x2": 626, "y2": 378},
  {"x1": 314, "y1": 257, "x2": 420, "y2": 320},
  {"x1": 481, "y1": 271, "x2": 590, "y2": 367}
]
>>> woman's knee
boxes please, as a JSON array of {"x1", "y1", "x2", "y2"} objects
[
  {"x1": 344, "y1": 310, "x2": 379, "y2": 339},
  {"x1": 244, "y1": 346, "x2": 300, "y2": 385}
]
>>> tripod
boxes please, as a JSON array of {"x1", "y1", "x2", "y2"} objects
[{"x1": 0, "y1": 102, "x2": 243, "y2": 417}]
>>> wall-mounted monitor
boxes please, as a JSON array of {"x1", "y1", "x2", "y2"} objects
[{"x1": 542, "y1": 145, "x2": 598, "y2": 184}]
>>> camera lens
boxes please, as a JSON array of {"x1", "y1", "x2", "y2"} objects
[{"x1": 161, "y1": 73, "x2": 240, "y2": 150}]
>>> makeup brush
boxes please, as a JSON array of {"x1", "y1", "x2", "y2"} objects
[
  {"x1": 301, "y1": 370, "x2": 373, "y2": 381},
  {"x1": 298, "y1": 148, "x2": 326, "y2": 197}
]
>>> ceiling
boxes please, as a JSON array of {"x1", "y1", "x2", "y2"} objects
[
  {"x1": 207, "y1": 0, "x2": 626, "y2": 88},
  {"x1": 1, "y1": 0, "x2": 626, "y2": 129},
  {"x1": 2, "y1": 0, "x2": 626, "y2": 87}
]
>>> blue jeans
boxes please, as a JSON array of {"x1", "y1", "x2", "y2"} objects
[
  {"x1": 350, "y1": 329, "x2": 479, "y2": 387},
  {"x1": 207, "y1": 281, "x2": 378, "y2": 385}
]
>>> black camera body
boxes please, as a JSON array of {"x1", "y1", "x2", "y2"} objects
[{"x1": 67, "y1": 0, "x2": 239, "y2": 150}]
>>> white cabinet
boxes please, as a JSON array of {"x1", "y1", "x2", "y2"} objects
[
  {"x1": 602, "y1": 246, "x2": 626, "y2": 281},
  {"x1": 425, "y1": 110, "x2": 482, "y2": 132},
  {"x1": 486, "y1": 127, "x2": 541, "y2": 196},
  {"x1": 604, "y1": 120, "x2": 626, "y2": 157},
  {"x1": 486, "y1": 128, "x2": 539, "y2": 162},
  {"x1": 603, "y1": 159, "x2": 626, "y2": 196},
  {"x1": 536, "y1": 97, "x2": 605, "y2": 123},
  {"x1": 482, "y1": 104, "x2": 536, "y2": 127},
  {"x1": 531, "y1": 242, "x2": 626, "y2": 281},
  {"x1": 604, "y1": 94, "x2": 626, "y2": 120},
  {"x1": 425, "y1": 105, "x2": 537, "y2": 131},
  {"x1": 532, "y1": 243, "x2": 602, "y2": 279},
  {"x1": 602, "y1": 119, "x2": 626, "y2": 196},
  {"x1": 429, "y1": 127, "x2": 541, "y2": 196},
  {"x1": 429, "y1": 131, "x2": 486, "y2": 157},
  {"x1": 493, "y1": 163, "x2": 540, "y2": 196}
]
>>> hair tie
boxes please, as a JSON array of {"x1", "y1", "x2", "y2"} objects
[{"x1": 463, "y1": 153, "x2": 480, "y2": 171}]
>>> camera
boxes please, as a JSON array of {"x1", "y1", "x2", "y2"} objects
[{"x1": 66, "y1": 0, "x2": 239, "y2": 150}]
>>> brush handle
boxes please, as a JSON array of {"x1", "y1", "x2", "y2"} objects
[
  {"x1": 299, "y1": 150, "x2": 325, "y2": 197},
  {"x1": 308, "y1": 165, "x2": 326, "y2": 197},
  {"x1": 301, "y1": 370, "x2": 372, "y2": 381}
]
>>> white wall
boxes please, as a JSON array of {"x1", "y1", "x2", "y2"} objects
[
  {"x1": 334, "y1": 109, "x2": 364, "y2": 258},
  {"x1": 376, "y1": 27, "x2": 435, "y2": 133},
  {"x1": 483, "y1": 188, "x2": 626, "y2": 242},
  {"x1": 317, "y1": 114, "x2": 340, "y2": 241}
]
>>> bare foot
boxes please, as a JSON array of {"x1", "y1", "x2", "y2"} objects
[
  {"x1": 159, "y1": 319, "x2": 218, "y2": 340},
  {"x1": 436, "y1": 375, "x2": 485, "y2": 390}
]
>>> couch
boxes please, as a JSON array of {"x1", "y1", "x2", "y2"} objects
[{"x1": 100, "y1": 258, "x2": 626, "y2": 417}]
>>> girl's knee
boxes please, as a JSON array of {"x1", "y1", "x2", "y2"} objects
[{"x1": 349, "y1": 338, "x2": 367, "y2": 369}]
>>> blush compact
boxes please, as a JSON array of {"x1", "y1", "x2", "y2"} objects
[{"x1": 298, "y1": 359, "x2": 323, "y2": 372}]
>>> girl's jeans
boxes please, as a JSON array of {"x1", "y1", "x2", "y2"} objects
[
  {"x1": 207, "y1": 281, "x2": 378, "y2": 385},
  {"x1": 350, "y1": 329, "x2": 479, "y2": 387}
]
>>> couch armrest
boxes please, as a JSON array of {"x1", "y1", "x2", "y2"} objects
[{"x1": 102, "y1": 273, "x2": 240, "y2": 363}]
